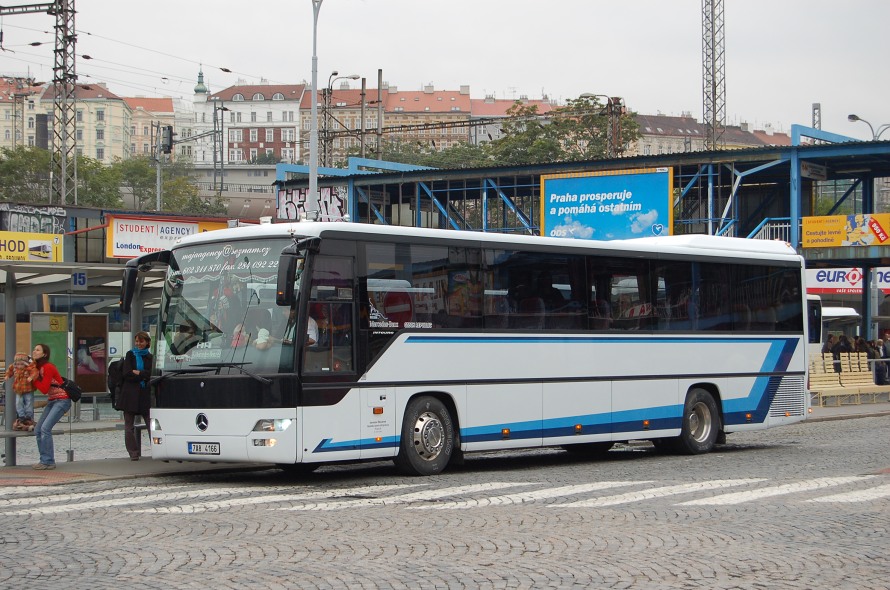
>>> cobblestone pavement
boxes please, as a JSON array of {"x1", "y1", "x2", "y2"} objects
[{"x1": 0, "y1": 415, "x2": 887, "y2": 589}]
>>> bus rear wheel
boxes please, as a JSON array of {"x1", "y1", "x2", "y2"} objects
[
  {"x1": 395, "y1": 396, "x2": 454, "y2": 476},
  {"x1": 674, "y1": 388, "x2": 720, "y2": 455}
]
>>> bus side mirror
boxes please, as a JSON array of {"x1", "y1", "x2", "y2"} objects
[
  {"x1": 276, "y1": 255, "x2": 297, "y2": 306},
  {"x1": 120, "y1": 264, "x2": 139, "y2": 314}
]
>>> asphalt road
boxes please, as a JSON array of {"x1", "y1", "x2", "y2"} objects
[{"x1": 1, "y1": 415, "x2": 888, "y2": 590}]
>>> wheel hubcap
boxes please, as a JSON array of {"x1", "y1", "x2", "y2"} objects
[
  {"x1": 688, "y1": 401, "x2": 712, "y2": 443},
  {"x1": 412, "y1": 411, "x2": 444, "y2": 461}
]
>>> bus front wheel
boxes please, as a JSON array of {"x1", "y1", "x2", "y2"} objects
[
  {"x1": 395, "y1": 396, "x2": 454, "y2": 476},
  {"x1": 675, "y1": 388, "x2": 720, "y2": 455}
]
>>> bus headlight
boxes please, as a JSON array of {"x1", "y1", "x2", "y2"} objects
[{"x1": 252, "y1": 419, "x2": 293, "y2": 432}]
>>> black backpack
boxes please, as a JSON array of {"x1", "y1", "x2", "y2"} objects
[{"x1": 107, "y1": 358, "x2": 124, "y2": 395}]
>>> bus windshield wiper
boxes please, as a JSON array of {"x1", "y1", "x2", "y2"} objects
[
  {"x1": 192, "y1": 362, "x2": 272, "y2": 385},
  {"x1": 150, "y1": 367, "x2": 215, "y2": 385}
]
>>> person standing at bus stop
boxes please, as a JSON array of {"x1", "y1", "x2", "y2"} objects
[
  {"x1": 118, "y1": 331, "x2": 153, "y2": 460},
  {"x1": 28, "y1": 343, "x2": 69, "y2": 470}
]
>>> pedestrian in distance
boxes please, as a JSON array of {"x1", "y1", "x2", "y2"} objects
[
  {"x1": 821, "y1": 334, "x2": 836, "y2": 355},
  {"x1": 117, "y1": 331, "x2": 153, "y2": 461},
  {"x1": 5, "y1": 351, "x2": 38, "y2": 432},
  {"x1": 28, "y1": 343, "x2": 69, "y2": 470}
]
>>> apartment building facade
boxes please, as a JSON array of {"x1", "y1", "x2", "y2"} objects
[{"x1": 191, "y1": 79, "x2": 305, "y2": 167}]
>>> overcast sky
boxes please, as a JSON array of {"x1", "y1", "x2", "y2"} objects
[{"x1": 0, "y1": 0, "x2": 886, "y2": 140}]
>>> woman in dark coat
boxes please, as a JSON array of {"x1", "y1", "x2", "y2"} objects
[{"x1": 118, "y1": 331, "x2": 153, "y2": 460}]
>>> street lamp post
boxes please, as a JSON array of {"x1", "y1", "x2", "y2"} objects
[
  {"x1": 848, "y1": 114, "x2": 890, "y2": 141},
  {"x1": 308, "y1": 0, "x2": 323, "y2": 219},
  {"x1": 322, "y1": 72, "x2": 360, "y2": 166}
]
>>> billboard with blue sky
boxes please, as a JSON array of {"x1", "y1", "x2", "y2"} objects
[{"x1": 540, "y1": 168, "x2": 673, "y2": 240}]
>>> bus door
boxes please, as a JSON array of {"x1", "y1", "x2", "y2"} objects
[{"x1": 299, "y1": 255, "x2": 363, "y2": 462}]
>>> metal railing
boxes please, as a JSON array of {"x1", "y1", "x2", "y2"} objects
[
  {"x1": 195, "y1": 183, "x2": 274, "y2": 194},
  {"x1": 748, "y1": 217, "x2": 794, "y2": 242}
]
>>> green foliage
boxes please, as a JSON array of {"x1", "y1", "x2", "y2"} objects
[
  {"x1": 251, "y1": 152, "x2": 279, "y2": 165},
  {"x1": 77, "y1": 155, "x2": 123, "y2": 208},
  {"x1": 0, "y1": 146, "x2": 52, "y2": 203}
]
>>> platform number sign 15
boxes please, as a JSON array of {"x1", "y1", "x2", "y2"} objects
[{"x1": 71, "y1": 271, "x2": 88, "y2": 291}]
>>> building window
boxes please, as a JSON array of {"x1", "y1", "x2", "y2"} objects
[
  {"x1": 229, "y1": 148, "x2": 243, "y2": 162},
  {"x1": 96, "y1": 147, "x2": 104, "y2": 160},
  {"x1": 27, "y1": 136, "x2": 34, "y2": 147},
  {"x1": 143, "y1": 125, "x2": 149, "y2": 135},
  {"x1": 96, "y1": 128, "x2": 104, "y2": 141},
  {"x1": 252, "y1": 93, "x2": 265, "y2": 101},
  {"x1": 232, "y1": 93, "x2": 244, "y2": 101},
  {"x1": 4, "y1": 130, "x2": 9, "y2": 140},
  {"x1": 27, "y1": 101, "x2": 34, "y2": 110},
  {"x1": 96, "y1": 110, "x2": 105, "y2": 122},
  {"x1": 131, "y1": 143, "x2": 135, "y2": 153},
  {"x1": 27, "y1": 117, "x2": 34, "y2": 129},
  {"x1": 281, "y1": 148, "x2": 294, "y2": 162},
  {"x1": 76, "y1": 129, "x2": 83, "y2": 141},
  {"x1": 130, "y1": 125, "x2": 136, "y2": 135},
  {"x1": 282, "y1": 128, "x2": 295, "y2": 142},
  {"x1": 251, "y1": 111, "x2": 257, "y2": 122},
  {"x1": 143, "y1": 143, "x2": 149, "y2": 154},
  {"x1": 229, "y1": 129, "x2": 243, "y2": 142},
  {"x1": 272, "y1": 93, "x2": 284, "y2": 101},
  {"x1": 237, "y1": 112, "x2": 242, "y2": 123},
  {"x1": 265, "y1": 128, "x2": 274, "y2": 142},
  {"x1": 76, "y1": 110, "x2": 83, "y2": 122},
  {"x1": 265, "y1": 148, "x2": 273, "y2": 159},
  {"x1": 249, "y1": 129, "x2": 258, "y2": 142},
  {"x1": 249, "y1": 148, "x2": 258, "y2": 161},
  {"x1": 267, "y1": 111, "x2": 273, "y2": 122}
]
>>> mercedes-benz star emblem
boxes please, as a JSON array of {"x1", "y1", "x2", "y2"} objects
[{"x1": 196, "y1": 413, "x2": 209, "y2": 432}]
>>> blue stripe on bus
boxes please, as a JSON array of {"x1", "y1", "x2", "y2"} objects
[
  {"x1": 312, "y1": 336, "x2": 798, "y2": 451},
  {"x1": 405, "y1": 335, "x2": 797, "y2": 346}
]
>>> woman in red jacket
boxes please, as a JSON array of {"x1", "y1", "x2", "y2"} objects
[{"x1": 28, "y1": 343, "x2": 70, "y2": 470}]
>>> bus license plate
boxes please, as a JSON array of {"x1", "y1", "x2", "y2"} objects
[{"x1": 188, "y1": 442, "x2": 220, "y2": 455}]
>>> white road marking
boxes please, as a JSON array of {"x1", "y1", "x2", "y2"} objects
[
  {"x1": 557, "y1": 479, "x2": 766, "y2": 508},
  {"x1": 806, "y1": 482, "x2": 890, "y2": 503},
  {"x1": 680, "y1": 476, "x2": 875, "y2": 506},
  {"x1": 412, "y1": 481, "x2": 649, "y2": 510},
  {"x1": 134, "y1": 484, "x2": 420, "y2": 514},
  {"x1": 279, "y1": 482, "x2": 530, "y2": 511}
]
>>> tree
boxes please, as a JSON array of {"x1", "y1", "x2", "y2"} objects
[
  {"x1": 115, "y1": 156, "x2": 157, "y2": 210},
  {"x1": 77, "y1": 155, "x2": 123, "y2": 208},
  {"x1": 485, "y1": 103, "x2": 563, "y2": 166},
  {"x1": 0, "y1": 146, "x2": 52, "y2": 203}
]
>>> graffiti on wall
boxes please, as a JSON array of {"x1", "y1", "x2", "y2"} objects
[
  {"x1": 0, "y1": 203, "x2": 66, "y2": 234},
  {"x1": 277, "y1": 187, "x2": 347, "y2": 221}
]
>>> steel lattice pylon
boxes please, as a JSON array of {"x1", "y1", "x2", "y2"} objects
[
  {"x1": 702, "y1": 0, "x2": 725, "y2": 150},
  {"x1": 51, "y1": 0, "x2": 77, "y2": 205}
]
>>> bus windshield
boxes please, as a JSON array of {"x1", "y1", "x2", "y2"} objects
[{"x1": 156, "y1": 238, "x2": 300, "y2": 373}]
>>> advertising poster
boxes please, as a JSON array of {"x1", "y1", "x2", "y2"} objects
[
  {"x1": 802, "y1": 214, "x2": 890, "y2": 248},
  {"x1": 0, "y1": 231, "x2": 64, "y2": 262},
  {"x1": 73, "y1": 313, "x2": 109, "y2": 394},
  {"x1": 30, "y1": 313, "x2": 69, "y2": 379},
  {"x1": 105, "y1": 215, "x2": 227, "y2": 259},
  {"x1": 540, "y1": 168, "x2": 673, "y2": 241}
]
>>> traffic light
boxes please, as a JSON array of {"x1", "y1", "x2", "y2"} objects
[{"x1": 161, "y1": 125, "x2": 174, "y2": 154}]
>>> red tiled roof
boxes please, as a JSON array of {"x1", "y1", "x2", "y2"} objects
[
  {"x1": 0, "y1": 77, "x2": 43, "y2": 101},
  {"x1": 40, "y1": 83, "x2": 124, "y2": 101},
  {"x1": 123, "y1": 97, "x2": 174, "y2": 113},
  {"x1": 209, "y1": 84, "x2": 305, "y2": 102},
  {"x1": 470, "y1": 98, "x2": 554, "y2": 117},
  {"x1": 385, "y1": 90, "x2": 471, "y2": 114},
  {"x1": 299, "y1": 88, "x2": 370, "y2": 109}
]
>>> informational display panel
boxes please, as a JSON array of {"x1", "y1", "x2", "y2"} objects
[
  {"x1": 106, "y1": 215, "x2": 227, "y2": 259},
  {"x1": 802, "y1": 214, "x2": 890, "y2": 248},
  {"x1": 540, "y1": 168, "x2": 673, "y2": 241},
  {"x1": 73, "y1": 313, "x2": 109, "y2": 394},
  {"x1": 0, "y1": 231, "x2": 63, "y2": 262},
  {"x1": 30, "y1": 313, "x2": 69, "y2": 379}
]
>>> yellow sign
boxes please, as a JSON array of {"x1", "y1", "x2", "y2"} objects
[
  {"x1": 0, "y1": 231, "x2": 63, "y2": 262},
  {"x1": 802, "y1": 214, "x2": 890, "y2": 248}
]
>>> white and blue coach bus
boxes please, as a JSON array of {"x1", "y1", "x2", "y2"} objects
[{"x1": 120, "y1": 222, "x2": 808, "y2": 476}]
